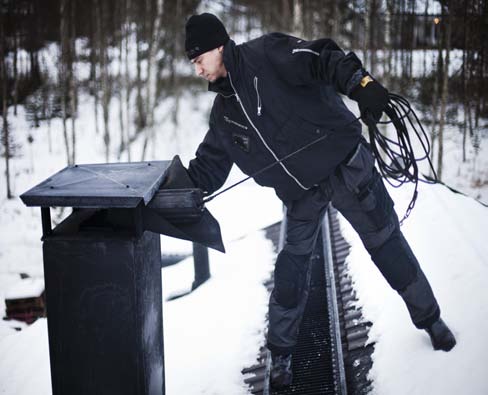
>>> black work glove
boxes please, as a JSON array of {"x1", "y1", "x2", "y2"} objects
[
  {"x1": 160, "y1": 155, "x2": 195, "y2": 189},
  {"x1": 349, "y1": 75, "x2": 389, "y2": 124}
]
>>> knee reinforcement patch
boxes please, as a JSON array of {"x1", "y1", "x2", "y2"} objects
[
  {"x1": 273, "y1": 250, "x2": 309, "y2": 309},
  {"x1": 370, "y1": 230, "x2": 418, "y2": 291}
]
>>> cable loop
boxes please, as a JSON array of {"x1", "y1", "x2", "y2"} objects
[{"x1": 366, "y1": 93, "x2": 437, "y2": 224}]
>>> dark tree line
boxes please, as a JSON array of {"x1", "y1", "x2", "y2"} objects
[{"x1": 1, "y1": 0, "x2": 487, "y2": 198}]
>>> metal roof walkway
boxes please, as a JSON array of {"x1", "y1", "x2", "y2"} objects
[{"x1": 242, "y1": 205, "x2": 374, "y2": 395}]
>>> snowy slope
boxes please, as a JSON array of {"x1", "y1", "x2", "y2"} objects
[
  {"x1": 0, "y1": 36, "x2": 487, "y2": 394},
  {"x1": 2, "y1": 157, "x2": 487, "y2": 395},
  {"x1": 340, "y1": 181, "x2": 488, "y2": 395},
  {"x1": 0, "y1": 86, "x2": 284, "y2": 394},
  {"x1": 0, "y1": 175, "x2": 282, "y2": 395}
]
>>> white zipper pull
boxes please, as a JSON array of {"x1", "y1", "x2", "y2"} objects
[{"x1": 253, "y1": 76, "x2": 262, "y2": 116}]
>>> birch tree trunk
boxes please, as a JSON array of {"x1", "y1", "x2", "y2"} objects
[
  {"x1": 125, "y1": 0, "x2": 132, "y2": 161},
  {"x1": 118, "y1": 0, "x2": 126, "y2": 160},
  {"x1": 437, "y1": 3, "x2": 452, "y2": 181},
  {"x1": 69, "y1": 1, "x2": 77, "y2": 164},
  {"x1": 40, "y1": 67, "x2": 53, "y2": 154},
  {"x1": 170, "y1": 0, "x2": 183, "y2": 154},
  {"x1": 97, "y1": 0, "x2": 111, "y2": 162},
  {"x1": 462, "y1": 3, "x2": 469, "y2": 163},
  {"x1": 13, "y1": 33, "x2": 18, "y2": 116},
  {"x1": 1, "y1": 14, "x2": 12, "y2": 198},
  {"x1": 292, "y1": 0, "x2": 303, "y2": 38},
  {"x1": 60, "y1": 0, "x2": 72, "y2": 165},
  {"x1": 332, "y1": 0, "x2": 340, "y2": 39},
  {"x1": 408, "y1": 0, "x2": 415, "y2": 83},
  {"x1": 385, "y1": 0, "x2": 394, "y2": 77},
  {"x1": 135, "y1": 21, "x2": 145, "y2": 136},
  {"x1": 369, "y1": 0, "x2": 379, "y2": 77},
  {"x1": 141, "y1": 0, "x2": 163, "y2": 161},
  {"x1": 422, "y1": 0, "x2": 429, "y2": 79},
  {"x1": 90, "y1": 3, "x2": 100, "y2": 136},
  {"x1": 430, "y1": 17, "x2": 443, "y2": 177},
  {"x1": 363, "y1": 0, "x2": 370, "y2": 70}
]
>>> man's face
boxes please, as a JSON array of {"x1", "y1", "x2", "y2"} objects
[{"x1": 191, "y1": 46, "x2": 227, "y2": 82}]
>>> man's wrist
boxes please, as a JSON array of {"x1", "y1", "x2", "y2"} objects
[
  {"x1": 345, "y1": 69, "x2": 365, "y2": 96},
  {"x1": 360, "y1": 75, "x2": 374, "y2": 88}
]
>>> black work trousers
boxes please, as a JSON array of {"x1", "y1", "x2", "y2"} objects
[{"x1": 267, "y1": 140, "x2": 440, "y2": 356}]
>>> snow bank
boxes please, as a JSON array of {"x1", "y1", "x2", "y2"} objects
[
  {"x1": 162, "y1": 231, "x2": 275, "y2": 395},
  {"x1": 4, "y1": 278, "x2": 44, "y2": 300},
  {"x1": 339, "y1": 180, "x2": 488, "y2": 395},
  {"x1": 0, "y1": 208, "x2": 279, "y2": 395}
]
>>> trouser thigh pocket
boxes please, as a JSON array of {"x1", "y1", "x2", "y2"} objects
[
  {"x1": 340, "y1": 141, "x2": 375, "y2": 193},
  {"x1": 357, "y1": 170, "x2": 394, "y2": 229},
  {"x1": 339, "y1": 142, "x2": 394, "y2": 231}
]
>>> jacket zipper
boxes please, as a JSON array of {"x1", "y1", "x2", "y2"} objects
[
  {"x1": 227, "y1": 72, "x2": 308, "y2": 191},
  {"x1": 253, "y1": 76, "x2": 262, "y2": 116}
]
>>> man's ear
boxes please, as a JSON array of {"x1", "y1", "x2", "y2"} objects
[{"x1": 218, "y1": 45, "x2": 224, "y2": 53}]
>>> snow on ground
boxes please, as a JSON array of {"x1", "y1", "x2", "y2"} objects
[
  {"x1": 0, "y1": 175, "x2": 281, "y2": 395},
  {"x1": 0, "y1": 214, "x2": 279, "y2": 395},
  {"x1": 0, "y1": 319, "x2": 51, "y2": 395},
  {"x1": 0, "y1": 37, "x2": 487, "y2": 394},
  {"x1": 162, "y1": 229, "x2": 276, "y2": 395},
  {"x1": 0, "y1": 80, "x2": 283, "y2": 394},
  {"x1": 339, "y1": 180, "x2": 488, "y2": 395},
  {"x1": 4, "y1": 278, "x2": 44, "y2": 299}
]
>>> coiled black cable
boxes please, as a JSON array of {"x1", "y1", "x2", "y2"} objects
[{"x1": 364, "y1": 93, "x2": 438, "y2": 224}]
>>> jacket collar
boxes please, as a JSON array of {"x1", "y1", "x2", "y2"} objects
[
  {"x1": 208, "y1": 39, "x2": 239, "y2": 97},
  {"x1": 208, "y1": 75, "x2": 233, "y2": 96}
]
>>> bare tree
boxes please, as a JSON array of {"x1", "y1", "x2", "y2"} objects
[
  {"x1": 1, "y1": 12, "x2": 12, "y2": 199},
  {"x1": 13, "y1": 32, "x2": 18, "y2": 116},
  {"x1": 429, "y1": 13, "x2": 443, "y2": 177},
  {"x1": 436, "y1": 1, "x2": 452, "y2": 181},
  {"x1": 69, "y1": 0, "x2": 77, "y2": 164},
  {"x1": 422, "y1": 0, "x2": 429, "y2": 79},
  {"x1": 125, "y1": 0, "x2": 132, "y2": 161},
  {"x1": 462, "y1": 1, "x2": 469, "y2": 162},
  {"x1": 292, "y1": 0, "x2": 303, "y2": 37},
  {"x1": 141, "y1": 0, "x2": 164, "y2": 161},
  {"x1": 368, "y1": 0, "x2": 381, "y2": 76},
  {"x1": 135, "y1": 13, "x2": 146, "y2": 137},
  {"x1": 60, "y1": 0, "x2": 72, "y2": 165},
  {"x1": 96, "y1": 0, "x2": 112, "y2": 162},
  {"x1": 90, "y1": 0, "x2": 100, "y2": 136},
  {"x1": 117, "y1": 0, "x2": 126, "y2": 160},
  {"x1": 385, "y1": 0, "x2": 394, "y2": 77}
]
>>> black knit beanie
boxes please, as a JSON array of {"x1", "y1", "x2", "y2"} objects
[{"x1": 185, "y1": 13, "x2": 229, "y2": 60}]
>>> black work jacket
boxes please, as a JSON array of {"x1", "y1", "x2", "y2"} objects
[{"x1": 188, "y1": 33, "x2": 364, "y2": 202}]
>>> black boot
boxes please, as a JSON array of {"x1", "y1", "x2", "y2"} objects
[
  {"x1": 425, "y1": 318, "x2": 456, "y2": 351},
  {"x1": 270, "y1": 353, "x2": 293, "y2": 389}
]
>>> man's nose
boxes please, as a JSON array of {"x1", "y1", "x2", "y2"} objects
[{"x1": 194, "y1": 64, "x2": 203, "y2": 76}]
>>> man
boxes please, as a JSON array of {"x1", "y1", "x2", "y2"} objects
[{"x1": 182, "y1": 13, "x2": 456, "y2": 389}]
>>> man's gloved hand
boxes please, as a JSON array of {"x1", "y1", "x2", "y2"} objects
[
  {"x1": 160, "y1": 155, "x2": 195, "y2": 189},
  {"x1": 349, "y1": 75, "x2": 389, "y2": 124}
]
